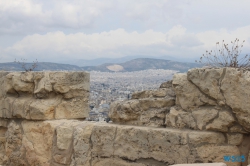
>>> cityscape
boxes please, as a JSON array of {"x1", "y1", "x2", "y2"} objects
[{"x1": 88, "y1": 69, "x2": 178, "y2": 121}]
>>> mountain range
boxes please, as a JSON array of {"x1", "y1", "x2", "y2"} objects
[
  {"x1": 0, "y1": 58, "x2": 203, "y2": 72},
  {"x1": 82, "y1": 58, "x2": 202, "y2": 72},
  {"x1": 57, "y1": 55, "x2": 198, "y2": 67}
]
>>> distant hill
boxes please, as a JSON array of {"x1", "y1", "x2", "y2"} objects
[
  {"x1": 0, "y1": 58, "x2": 203, "y2": 72},
  {"x1": 0, "y1": 62, "x2": 82, "y2": 71},
  {"x1": 81, "y1": 58, "x2": 203, "y2": 72},
  {"x1": 58, "y1": 55, "x2": 197, "y2": 67}
]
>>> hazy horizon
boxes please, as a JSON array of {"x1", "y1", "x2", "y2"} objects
[{"x1": 1, "y1": 0, "x2": 250, "y2": 63}]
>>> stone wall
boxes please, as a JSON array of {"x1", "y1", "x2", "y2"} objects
[
  {"x1": 0, "y1": 120, "x2": 244, "y2": 166},
  {"x1": 109, "y1": 67, "x2": 250, "y2": 166},
  {"x1": 0, "y1": 69, "x2": 250, "y2": 166},
  {"x1": 0, "y1": 71, "x2": 90, "y2": 120},
  {"x1": 109, "y1": 80, "x2": 175, "y2": 127},
  {"x1": 0, "y1": 71, "x2": 90, "y2": 165}
]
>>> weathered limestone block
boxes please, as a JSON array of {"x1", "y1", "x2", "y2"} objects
[
  {"x1": 13, "y1": 74, "x2": 34, "y2": 93},
  {"x1": 0, "y1": 71, "x2": 90, "y2": 120},
  {"x1": 91, "y1": 124, "x2": 117, "y2": 158},
  {"x1": 132, "y1": 88, "x2": 175, "y2": 99},
  {"x1": 55, "y1": 97, "x2": 89, "y2": 119},
  {"x1": 52, "y1": 120, "x2": 82, "y2": 165},
  {"x1": 33, "y1": 72, "x2": 52, "y2": 98},
  {"x1": 139, "y1": 98, "x2": 175, "y2": 110},
  {"x1": 186, "y1": 68, "x2": 250, "y2": 132},
  {"x1": 166, "y1": 105, "x2": 244, "y2": 134},
  {"x1": 91, "y1": 157, "x2": 146, "y2": 166},
  {"x1": 49, "y1": 72, "x2": 90, "y2": 99},
  {"x1": 147, "y1": 127, "x2": 190, "y2": 164},
  {"x1": 188, "y1": 131, "x2": 225, "y2": 145},
  {"x1": 70, "y1": 123, "x2": 95, "y2": 166},
  {"x1": 165, "y1": 106, "x2": 197, "y2": 129},
  {"x1": 0, "y1": 122, "x2": 7, "y2": 164},
  {"x1": 159, "y1": 80, "x2": 173, "y2": 88},
  {"x1": 29, "y1": 96, "x2": 62, "y2": 120},
  {"x1": 109, "y1": 97, "x2": 175, "y2": 127},
  {"x1": 227, "y1": 133, "x2": 244, "y2": 145},
  {"x1": 0, "y1": 97, "x2": 16, "y2": 118},
  {"x1": 139, "y1": 107, "x2": 169, "y2": 127},
  {"x1": 220, "y1": 68, "x2": 250, "y2": 132},
  {"x1": 197, "y1": 145, "x2": 241, "y2": 166},
  {"x1": 230, "y1": 124, "x2": 249, "y2": 134},
  {"x1": 0, "y1": 72, "x2": 9, "y2": 98},
  {"x1": 172, "y1": 73, "x2": 216, "y2": 111},
  {"x1": 1, "y1": 121, "x2": 248, "y2": 166},
  {"x1": 12, "y1": 96, "x2": 33, "y2": 119},
  {"x1": 3, "y1": 120, "x2": 25, "y2": 166},
  {"x1": 114, "y1": 126, "x2": 150, "y2": 160},
  {"x1": 187, "y1": 68, "x2": 226, "y2": 104},
  {"x1": 109, "y1": 100, "x2": 141, "y2": 122},
  {"x1": 206, "y1": 111, "x2": 235, "y2": 132},
  {"x1": 191, "y1": 107, "x2": 218, "y2": 130},
  {"x1": 2, "y1": 120, "x2": 82, "y2": 166},
  {"x1": 132, "y1": 80, "x2": 175, "y2": 99},
  {"x1": 56, "y1": 126, "x2": 74, "y2": 150},
  {"x1": 21, "y1": 120, "x2": 63, "y2": 166}
]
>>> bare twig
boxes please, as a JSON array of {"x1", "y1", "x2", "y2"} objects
[
  {"x1": 14, "y1": 58, "x2": 38, "y2": 72},
  {"x1": 195, "y1": 38, "x2": 250, "y2": 69}
]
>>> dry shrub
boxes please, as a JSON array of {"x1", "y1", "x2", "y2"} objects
[
  {"x1": 14, "y1": 58, "x2": 38, "y2": 72},
  {"x1": 196, "y1": 38, "x2": 250, "y2": 69}
]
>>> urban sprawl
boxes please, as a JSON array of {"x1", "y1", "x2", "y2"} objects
[{"x1": 88, "y1": 69, "x2": 178, "y2": 121}]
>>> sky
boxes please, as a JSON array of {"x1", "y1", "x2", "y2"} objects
[{"x1": 0, "y1": 0, "x2": 250, "y2": 64}]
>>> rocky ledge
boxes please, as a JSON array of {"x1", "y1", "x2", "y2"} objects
[
  {"x1": 0, "y1": 120, "x2": 247, "y2": 166},
  {"x1": 1, "y1": 68, "x2": 250, "y2": 166},
  {"x1": 0, "y1": 71, "x2": 90, "y2": 120},
  {"x1": 109, "y1": 67, "x2": 250, "y2": 165}
]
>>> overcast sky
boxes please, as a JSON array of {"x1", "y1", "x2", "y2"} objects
[{"x1": 0, "y1": 0, "x2": 250, "y2": 63}]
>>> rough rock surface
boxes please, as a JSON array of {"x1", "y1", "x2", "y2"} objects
[
  {"x1": 109, "y1": 81, "x2": 176, "y2": 127},
  {"x1": 1, "y1": 68, "x2": 250, "y2": 166},
  {"x1": 108, "y1": 67, "x2": 250, "y2": 165},
  {"x1": 109, "y1": 97, "x2": 175, "y2": 127},
  {"x1": 0, "y1": 120, "x2": 245, "y2": 166},
  {"x1": 186, "y1": 68, "x2": 250, "y2": 132},
  {"x1": 172, "y1": 73, "x2": 216, "y2": 111},
  {"x1": 0, "y1": 71, "x2": 89, "y2": 120},
  {"x1": 165, "y1": 105, "x2": 244, "y2": 133},
  {"x1": 159, "y1": 80, "x2": 173, "y2": 88},
  {"x1": 170, "y1": 68, "x2": 250, "y2": 133}
]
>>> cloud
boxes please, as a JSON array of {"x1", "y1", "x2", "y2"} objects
[
  {"x1": 1, "y1": 0, "x2": 250, "y2": 35},
  {"x1": 170, "y1": 34, "x2": 203, "y2": 47},
  {"x1": 4, "y1": 29, "x2": 168, "y2": 61},
  {"x1": 1, "y1": 0, "x2": 250, "y2": 63},
  {"x1": 0, "y1": 0, "x2": 114, "y2": 34},
  {"x1": 3, "y1": 25, "x2": 250, "y2": 63}
]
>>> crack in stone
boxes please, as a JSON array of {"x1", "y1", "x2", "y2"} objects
[
  {"x1": 204, "y1": 109, "x2": 219, "y2": 130},
  {"x1": 218, "y1": 68, "x2": 227, "y2": 105},
  {"x1": 112, "y1": 126, "x2": 118, "y2": 159},
  {"x1": 186, "y1": 77, "x2": 218, "y2": 105},
  {"x1": 89, "y1": 127, "x2": 94, "y2": 166}
]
